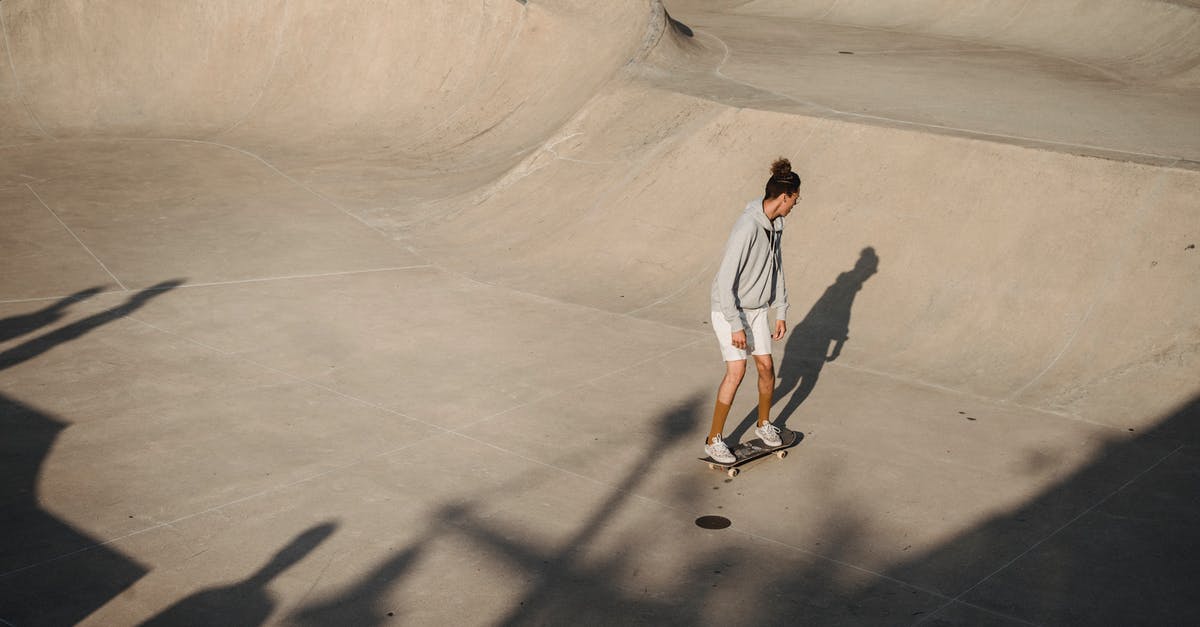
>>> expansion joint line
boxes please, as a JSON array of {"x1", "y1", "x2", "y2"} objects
[
  {"x1": 25, "y1": 183, "x2": 127, "y2": 291},
  {"x1": 0, "y1": 310, "x2": 704, "y2": 581},
  {"x1": 913, "y1": 444, "x2": 1186, "y2": 626}
]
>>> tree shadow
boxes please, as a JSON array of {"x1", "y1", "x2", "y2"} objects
[
  {"x1": 486, "y1": 398, "x2": 702, "y2": 626},
  {"x1": 847, "y1": 394, "x2": 1200, "y2": 625},
  {"x1": 288, "y1": 397, "x2": 714, "y2": 625},
  {"x1": 291, "y1": 537, "x2": 427, "y2": 626},
  {"x1": 281, "y1": 388, "x2": 1200, "y2": 625},
  {"x1": 0, "y1": 281, "x2": 184, "y2": 625},
  {"x1": 8, "y1": 273, "x2": 1193, "y2": 624},
  {"x1": 139, "y1": 522, "x2": 336, "y2": 627},
  {"x1": 730, "y1": 248, "x2": 879, "y2": 443},
  {"x1": 0, "y1": 394, "x2": 150, "y2": 626}
]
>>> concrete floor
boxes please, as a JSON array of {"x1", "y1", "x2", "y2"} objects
[{"x1": 2, "y1": 1, "x2": 1198, "y2": 626}]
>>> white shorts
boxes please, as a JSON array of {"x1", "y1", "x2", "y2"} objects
[{"x1": 711, "y1": 308, "x2": 772, "y2": 361}]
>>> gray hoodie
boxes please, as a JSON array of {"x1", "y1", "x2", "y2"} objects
[{"x1": 710, "y1": 198, "x2": 789, "y2": 332}]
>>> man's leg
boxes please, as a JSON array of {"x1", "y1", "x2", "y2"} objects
[
  {"x1": 709, "y1": 359, "x2": 746, "y2": 443},
  {"x1": 752, "y1": 354, "x2": 776, "y2": 427}
]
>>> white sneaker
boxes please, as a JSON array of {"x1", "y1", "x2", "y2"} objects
[
  {"x1": 704, "y1": 435, "x2": 736, "y2": 464},
  {"x1": 755, "y1": 422, "x2": 782, "y2": 447}
]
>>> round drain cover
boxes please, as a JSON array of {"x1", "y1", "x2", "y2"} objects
[{"x1": 695, "y1": 515, "x2": 731, "y2": 529}]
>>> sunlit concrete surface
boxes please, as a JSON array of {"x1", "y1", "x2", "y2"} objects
[{"x1": 2, "y1": 1, "x2": 1198, "y2": 625}]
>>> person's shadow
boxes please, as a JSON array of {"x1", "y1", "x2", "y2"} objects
[
  {"x1": 0, "y1": 287, "x2": 103, "y2": 344},
  {"x1": 139, "y1": 522, "x2": 337, "y2": 627},
  {"x1": 0, "y1": 280, "x2": 184, "y2": 372},
  {"x1": 730, "y1": 248, "x2": 879, "y2": 441}
]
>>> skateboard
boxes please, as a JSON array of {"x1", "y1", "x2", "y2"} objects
[{"x1": 699, "y1": 428, "x2": 800, "y2": 477}]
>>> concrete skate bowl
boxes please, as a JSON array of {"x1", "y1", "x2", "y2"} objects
[
  {"x1": 2, "y1": 0, "x2": 1198, "y2": 625},
  {"x1": 1, "y1": 0, "x2": 669, "y2": 224},
  {"x1": 414, "y1": 0, "x2": 1200, "y2": 425}
]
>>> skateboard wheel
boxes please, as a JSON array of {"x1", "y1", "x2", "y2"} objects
[
  {"x1": 776, "y1": 450, "x2": 788, "y2": 459},
  {"x1": 727, "y1": 468, "x2": 739, "y2": 478},
  {"x1": 708, "y1": 463, "x2": 717, "y2": 470}
]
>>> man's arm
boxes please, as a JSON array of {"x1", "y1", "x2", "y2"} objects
[
  {"x1": 715, "y1": 224, "x2": 753, "y2": 332},
  {"x1": 771, "y1": 235, "x2": 789, "y2": 338}
]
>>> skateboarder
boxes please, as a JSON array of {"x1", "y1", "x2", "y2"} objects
[{"x1": 705, "y1": 158, "x2": 800, "y2": 463}]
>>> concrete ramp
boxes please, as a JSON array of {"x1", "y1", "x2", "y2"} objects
[
  {"x1": 415, "y1": 91, "x2": 1200, "y2": 428},
  {"x1": 2, "y1": 1, "x2": 653, "y2": 156},
  {"x1": 2, "y1": 1, "x2": 1197, "y2": 625},
  {"x1": 677, "y1": 0, "x2": 1200, "y2": 86}
]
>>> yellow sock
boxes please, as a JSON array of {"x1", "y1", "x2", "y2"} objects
[
  {"x1": 757, "y1": 392, "x2": 772, "y2": 426},
  {"x1": 708, "y1": 401, "x2": 731, "y2": 443}
]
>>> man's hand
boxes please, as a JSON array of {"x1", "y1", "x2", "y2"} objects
[
  {"x1": 731, "y1": 329, "x2": 747, "y2": 350},
  {"x1": 772, "y1": 320, "x2": 787, "y2": 341}
]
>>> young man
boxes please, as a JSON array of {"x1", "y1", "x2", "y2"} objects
[{"x1": 705, "y1": 158, "x2": 800, "y2": 463}]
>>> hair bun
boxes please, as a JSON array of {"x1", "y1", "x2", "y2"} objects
[{"x1": 770, "y1": 157, "x2": 792, "y2": 178}]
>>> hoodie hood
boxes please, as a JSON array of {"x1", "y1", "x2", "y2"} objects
[{"x1": 746, "y1": 197, "x2": 784, "y2": 232}]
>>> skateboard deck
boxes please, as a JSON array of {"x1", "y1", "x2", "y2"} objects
[{"x1": 699, "y1": 428, "x2": 800, "y2": 477}]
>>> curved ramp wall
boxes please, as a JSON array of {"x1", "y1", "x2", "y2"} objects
[
  {"x1": 0, "y1": 0, "x2": 654, "y2": 162},
  {"x1": 413, "y1": 81, "x2": 1200, "y2": 429}
]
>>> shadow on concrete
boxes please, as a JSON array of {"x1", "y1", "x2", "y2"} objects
[
  {"x1": 0, "y1": 282, "x2": 182, "y2": 626},
  {"x1": 291, "y1": 537, "x2": 427, "y2": 626},
  {"x1": 485, "y1": 397, "x2": 702, "y2": 626},
  {"x1": 139, "y1": 522, "x2": 337, "y2": 627},
  {"x1": 872, "y1": 394, "x2": 1200, "y2": 625},
  {"x1": 666, "y1": 11, "x2": 694, "y2": 38},
  {"x1": 289, "y1": 397, "x2": 711, "y2": 625},
  {"x1": 0, "y1": 394, "x2": 149, "y2": 626},
  {"x1": 5, "y1": 278, "x2": 1196, "y2": 624},
  {"x1": 0, "y1": 287, "x2": 103, "y2": 344},
  {"x1": 0, "y1": 280, "x2": 184, "y2": 372},
  {"x1": 731, "y1": 247, "x2": 879, "y2": 442}
]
